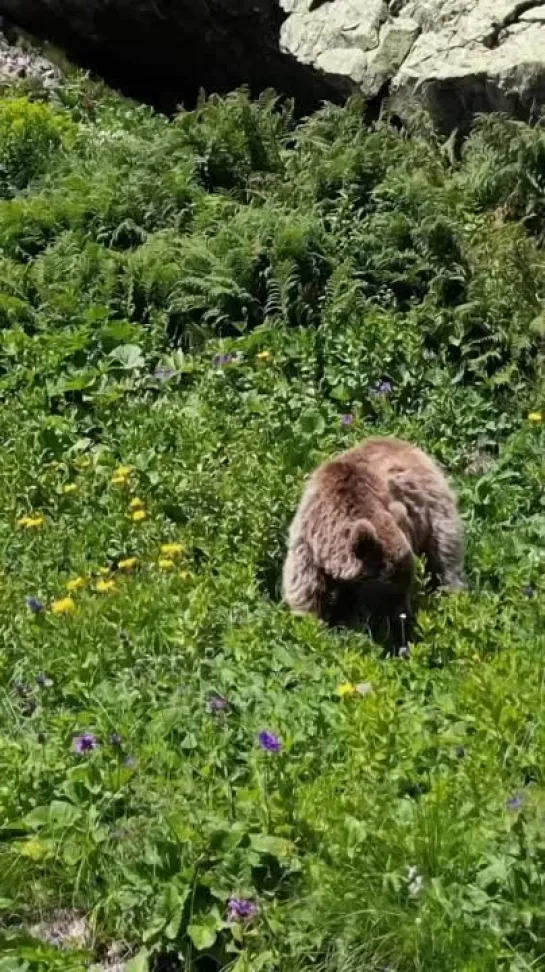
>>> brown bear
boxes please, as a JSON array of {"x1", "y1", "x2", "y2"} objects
[{"x1": 282, "y1": 436, "x2": 465, "y2": 649}]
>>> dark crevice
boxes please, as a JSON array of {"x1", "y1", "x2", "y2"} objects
[
  {"x1": 0, "y1": 0, "x2": 345, "y2": 114},
  {"x1": 483, "y1": 1, "x2": 545, "y2": 48}
]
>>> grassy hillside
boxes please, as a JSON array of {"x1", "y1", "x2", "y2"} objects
[{"x1": 0, "y1": 77, "x2": 543, "y2": 972}]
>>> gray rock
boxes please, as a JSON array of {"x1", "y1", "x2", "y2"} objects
[
  {"x1": 280, "y1": 0, "x2": 545, "y2": 129},
  {"x1": 0, "y1": 25, "x2": 62, "y2": 90},
  {"x1": 315, "y1": 46, "x2": 368, "y2": 85},
  {"x1": 280, "y1": 0, "x2": 387, "y2": 67},
  {"x1": 361, "y1": 15, "x2": 420, "y2": 97},
  {"x1": 27, "y1": 909, "x2": 130, "y2": 971},
  {"x1": 390, "y1": 1, "x2": 545, "y2": 129},
  {"x1": 29, "y1": 908, "x2": 93, "y2": 951}
]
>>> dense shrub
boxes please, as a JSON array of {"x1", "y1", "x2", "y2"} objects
[{"x1": 0, "y1": 96, "x2": 76, "y2": 197}]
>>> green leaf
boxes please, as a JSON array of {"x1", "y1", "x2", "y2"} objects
[
  {"x1": 109, "y1": 344, "x2": 145, "y2": 370},
  {"x1": 165, "y1": 812, "x2": 197, "y2": 843},
  {"x1": 249, "y1": 833, "x2": 295, "y2": 861},
  {"x1": 187, "y1": 923, "x2": 217, "y2": 951},
  {"x1": 23, "y1": 801, "x2": 80, "y2": 830},
  {"x1": 299, "y1": 410, "x2": 325, "y2": 437},
  {"x1": 100, "y1": 320, "x2": 143, "y2": 350},
  {"x1": 164, "y1": 886, "x2": 190, "y2": 940},
  {"x1": 530, "y1": 311, "x2": 545, "y2": 336},
  {"x1": 330, "y1": 384, "x2": 350, "y2": 402},
  {"x1": 126, "y1": 949, "x2": 149, "y2": 972}
]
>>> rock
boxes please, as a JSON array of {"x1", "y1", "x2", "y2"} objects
[
  {"x1": 390, "y1": 1, "x2": 545, "y2": 130},
  {"x1": 3, "y1": 0, "x2": 545, "y2": 130},
  {"x1": 280, "y1": 0, "x2": 545, "y2": 129},
  {"x1": 280, "y1": 0, "x2": 386, "y2": 68},
  {"x1": 0, "y1": 22, "x2": 62, "y2": 90},
  {"x1": 315, "y1": 46, "x2": 367, "y2": 86},
  {"x1": 29, "y1": 909, "x2": 93, "y2": 951},
  {"x1": 27, "y1": 909, "x2": 130, "y2": 971},
  {"x1": 361, "y1": 16, "x2": 420, "y2": 97}
]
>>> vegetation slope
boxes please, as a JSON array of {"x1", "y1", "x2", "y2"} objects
[{"x1": 0, "y1": 76, "x2": 544, "y2": 972}]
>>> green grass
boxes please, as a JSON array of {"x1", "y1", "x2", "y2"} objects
[{"x1": 0, "y1": 76, "x2": 543, "y2": 972}]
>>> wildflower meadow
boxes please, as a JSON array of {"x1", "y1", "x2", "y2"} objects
[{"x1": 0, "y1": 75, "x2": 543, "y2": 971}]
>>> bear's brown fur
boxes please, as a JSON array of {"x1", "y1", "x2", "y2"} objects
[{"x1": 282, "y1": 437, "x2": 465, "y2": 648}]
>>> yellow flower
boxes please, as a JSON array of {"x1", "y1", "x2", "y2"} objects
[
  {"x1": 336, "y1": 682, "x2": 357, "y2": 700},
  {"x1": 179, "y1": 570, "x2": 192, "y2": 580},
  {"x1": 114, "y1": 465, "x2": 133, "y2": 478},
  {"x1": 18, "y1": 515, "x2": 45, "y2": 529},
  {"x1": 96, "y1": 578, "x2": 117, "y2": 593},
  {"x1": 160, "y1": 543, "x2": 184, "y2": 558},
  {"x1": 77, "y1": 457, "x2": 92, "y2": 468},
  {"x1": 111, "y1": 475, "x2": 128, "y2": 486},
  {"x1": 97, "y1": 566, "x2": 110, "y2": 575},
  {"x1": 118, "y1": 557, "x2": 138, "y2": 570},
  {"x1": 66, "y1": 576, "x2": 86, "y2": 592},
  {"x1": 256, "y1": 350, "x2": 272, "y2": 362},
  {"x1": 63, "y1": 483, "x2": 77, "y2": 494},
  {"x1": 131, "y1": 509, "x2": 147, "y2": 522},
  {"x1": 129, "y1": 497, "x2": 144, "y2": 510},
  {"x1": 528, "y1": 411, "x2": 542, "y2": 423},
  {"x1": 51, "y1": 597, "x2": 76, "y2": 615},
  {"x1": 158, "y1": 558, "x2": 175, "y2": 571},
  {"x1": 18, "y1": 838, "x2": 48, "y2": 861}
]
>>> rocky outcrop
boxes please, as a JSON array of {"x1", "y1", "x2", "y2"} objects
[
  {"x1": 281, "y1": 0, "x2": 545, "y2": 130},
  {"x1": 0, "y1": 18, "x2": 61, "y2": 89},
  {"x1": 392, "y1": 1, "x2": 545, "y2": 131},
  {"x1": 3, "y1": 0, "x2": 545, "y2": 130}
]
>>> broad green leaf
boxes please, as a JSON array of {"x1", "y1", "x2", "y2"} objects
[
  {"x1": 23, "y1": 801, "x2": 80, "y2": 830},
  {"x1": 127, "y1": 950, "x2": 149, "y2": 972},
  {"x1": 187, "y1": 923, "x2": 217, "y2": 951},
  {"x1": 109, "y1": 344, "x2": 145, "y2": 370},
  {"x1": 249, "y1": 833, "x2": 295, "y2": 861}
]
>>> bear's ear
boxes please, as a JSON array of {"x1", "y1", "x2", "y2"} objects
[{"x1": 352, "y1": 519, "x2": 385, "y2": 577}]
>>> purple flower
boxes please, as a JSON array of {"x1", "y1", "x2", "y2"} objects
[
  {"x1": 123, "y1": 754, "x2": 137, "y2": 769},
  {"x1": 341, "y1": 414, "x2": 354, "y2": 426},
  {"x1": 26, "y1": 596, "x2": 45, "y2": 614},
  {"x1": 523, "y1": 585, "x2": 536, "y2": 599},
  {"x1": 258, "y1": 730, "x2": 282, "y2": 753},
  {"x1": 208, "y1": 693, "x2": 229, "y2": 713},
  {"x1": 152, "y1": 366, "x2": 176, "y2": 381},
  {"x1": 109, "y1": 732, "x2": 123, "y2": 748},
  {"x1": 369, "y1": 379, "x2": 393, "y2": 396},
  {"x1": 73, "y1": 733, "x2": 98, "y2": 754},
  {"x1": 507, "y1": 794, "x2": 524, "y2": 812},
  {"x1": 227, "y1": 897, "x2": 258, "y2": 923}
]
